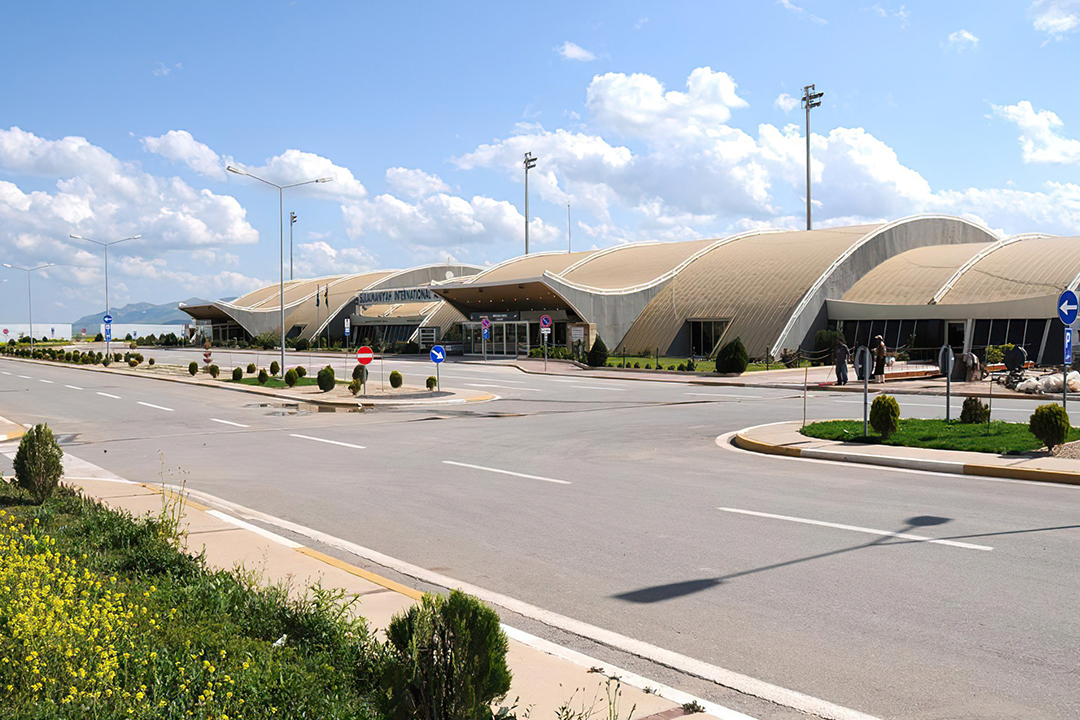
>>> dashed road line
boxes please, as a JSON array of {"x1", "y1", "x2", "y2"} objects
[
  {"x1": 96, "y1": 392, "x2": 121, "y2": 399},
  {"x1": 289, "y1": 433, "x2": 365, "y2": 450},
  {"x1": 17, "y1": 375, "x2": 31, "y2": 379},
  {"x1": 137, "y1": 402, "x2": 174, "y2": 412},
  {"x1": 466, "y1": 383, "x2": 542, "y2": 392},
  {"x1": 65, "y1": 385, "x2": 83, "y2": 390},
  {"x1": 211, "y1": 418, "x2": 250, "y2": 428},
  {"x1": 442, "y1": 460, "x2": 571, "y2": 485},
  {"x1": 39, "y1": 379, "x2": 54, "y2": 384},
  {"x1": 570, "y1": 385, "x2": 626, "y2": 391},
  {"x1": 717, "y1": 507, "x2": 993, "y2": 551}
]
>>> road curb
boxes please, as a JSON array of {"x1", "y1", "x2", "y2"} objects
[
  {"x1": 0, "y1": 414, "x2": 25, "y2": 442},
  {"x1": 732, "y1": 424, "x2": 1080, "y2": 486},
  {"x1": 0, "y1": 355, "x2": 492, "y2": 408}
]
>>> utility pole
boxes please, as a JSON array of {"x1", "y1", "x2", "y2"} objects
[
  {"x1": 801, "y1": 83, "x2": 824, "y2": 231},
  {"x1": 523, "y1": 152, "x2": 537, "y2": 254},
  {"x1": 289, "y1": 211, "x2": 298, "y2": 281}
]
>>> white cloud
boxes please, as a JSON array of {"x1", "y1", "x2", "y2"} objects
[
  {"x1": 191, "y1": 248, "x2": 239, "y2": 267},
  {"x1": 385, "y1": 167, "x2": 450, "y2": 198},
  {"x1": 775, "y1": 93, "x2": 799, "y2": 113},
  {"x1": 1031, "y1": 0, "x2": 1080, "y2": 41},
  {"x1": 866, "y1": 4, "x2": 909, "y2": 27},
  {"x1": 992, "y1": 100, "x2": 1080, "y2": 164},
  {"x1": 152, "y1": 62, "x2": 182, "y2": 77},
  {"x1": 231, "y1": 149, "x2": 367, "y2": 200},
  {"x1": 947, "y1": 29, "x2": 980, "y2": 51},
  {"x1": 777, "y1": 0, "x2": 827, "y2": 25},
  {"x1": 113, "y1": 255, "x2": 267, "y2": 297},
  {"x1": 142, "y1": 130, "x2": 226, "y2": 180},
  {"x1": 634, "y1": 17, "x2": 649, "y2": 30},
  {"x1": 555, "y1": 41, "x2": 597, "y2": 62},
  {"x1": 293, "y1": 241, "x2": 378, "y2": 277}
]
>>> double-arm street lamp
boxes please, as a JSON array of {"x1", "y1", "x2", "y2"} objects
[
  {"x1": 227, "y1": 165, "x2": 333, "y2": 375},
  {"x1": 69, "y1": 233, "x2": 141, "y2": 356},
  {"x1": 3, "y1": 263, "x2": 55, "y2": 352}
]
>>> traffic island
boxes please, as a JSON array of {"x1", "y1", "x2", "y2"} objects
[{"x1": 731, "y1": 421, "x2": 1080, "y2": 485}]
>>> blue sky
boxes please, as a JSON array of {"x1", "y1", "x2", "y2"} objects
[{"x1": 3, "y1": 0, "x2": 1080, "y2": 321}]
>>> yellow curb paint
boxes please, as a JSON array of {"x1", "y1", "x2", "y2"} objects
[
  {"x1": 733, "y1": 432, "x2": 803, "y2": 458},
  {"x1": 963, "y1": 463, "x2": 1080, "y2": 486},
  {"x1": 294, "y1": 547, "x2": 424, "y2": 601}
]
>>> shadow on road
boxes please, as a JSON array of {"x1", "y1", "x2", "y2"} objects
[{"x1": 612, "y1": 515, "x2": 952, "y2": 604}]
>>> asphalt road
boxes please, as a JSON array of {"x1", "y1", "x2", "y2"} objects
[{"x1": 1, "y1": 353, "x2": 1077, "y2": 720}]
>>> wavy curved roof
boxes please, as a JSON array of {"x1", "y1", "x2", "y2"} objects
[
  {"x1": 843, "y1": 242, "x2": 992, "y2": 305},
  {"x1": 937, "y1": 236, "x2": 1080, "y2": 304},
  {"x1": 559, "y1": 239, "x2": 716, "y2": 290}
]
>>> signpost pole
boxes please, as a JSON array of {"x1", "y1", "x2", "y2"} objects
[
  {"x1": 939, "y1": 345, "x2": 954, "y2": 422},
  {"x1": 861, "y1": 346, "x2": 870, "y2": 437},
  {"x1": 544, "y1": 334, "x2": 547, "y2": 372},
  {"x1": 1065, "y1": 327, "x2": 1071, "y2": 411},
  {"x1": 1058, "y1": 290, "x2": 1078, "y2": 412}
]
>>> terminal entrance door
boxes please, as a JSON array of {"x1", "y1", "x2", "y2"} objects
[{"x1": 463, "y1": 321, "x2": 530, "y2": 356}]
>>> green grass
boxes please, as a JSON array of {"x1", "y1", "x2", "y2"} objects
[
  {"x1": 605, "y1": 355, "x2": 716, "y2": 372},
  {"x1": 802, "y1": 417, "x2": 1080, "y2": 455},
  {"x1": 232, "y1": 376, "x2": 322, "y2": 388},
  {"x1": 0, "y1": 482, "x2": 385, "y2": 719}
]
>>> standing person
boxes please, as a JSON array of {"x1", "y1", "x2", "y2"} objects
[
  {"x1": 873, "y1": 334, "x2": 887, "y2": 383},
  {"x1": 834, "y1": 338, "x2": 850, "y2": 386}
]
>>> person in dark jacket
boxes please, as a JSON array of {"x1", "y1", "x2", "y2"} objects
[
  {"x1": 873, "y1": 335, "x2": 887, "y2": 383},
  {"x1": 834, "y1": 339, "x2": 850, "y2": 385}
]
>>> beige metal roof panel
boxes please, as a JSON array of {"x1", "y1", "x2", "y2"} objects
[
  {"x1": 259, "y1": 272, "x2": 392, "y2": 311},
  {"x1": 473, "y1": 251, "x2": 597, "y2": 284},
  {"x1": 940, "y1": 237, "x2": 1080, "y2": 305},
  {"x1": 560, "y1": 239, "x2": 715, "y2": 290},
  {"x1": 842, "y1": 243, "x2": 990, "y2": 305},
  {"x1": 620, "y1": 225, "x2": 877, "y2": 356}
]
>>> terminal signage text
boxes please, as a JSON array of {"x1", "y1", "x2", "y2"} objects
[{"x1": 356, "y1": 287, "x2": 435, "y2": 305}]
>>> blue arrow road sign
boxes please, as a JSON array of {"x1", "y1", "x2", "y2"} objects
[
  {"x1": 1059, "y1": 290, "x2": 1078, "y2": 325},
  {"x1": 103, "y1": 314, "x2": 113, "y2": 325},
  {"x1": 430, "y1": 345, "x2": 446, "y2": 363},
  {"x1": 482, "y1": 327, "x2": 490, "y2": 340},
  {"x1": 104, "y1": 327, "x2": 112, "y2": 342},
  {"x1": 1067, "y1": 328, "x2": 1073, "y2": 365}
]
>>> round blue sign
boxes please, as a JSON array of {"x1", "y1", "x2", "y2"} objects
[
  {"x1": 1059, "y1": 290, "x2": 1079, "y2": 325},
  {"x1": 429, "y1": 345, "x2": 446, "y2": 363},
  {"x1": 103, "y1": 314, "x2": 113, "y2": 324}
]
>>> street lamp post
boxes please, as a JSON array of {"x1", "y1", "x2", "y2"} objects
[
  {"x1": 70, "y1": 234, "x2": 141, "y2": 357},
  {"x1": 523, "y1": 152, "x2": 537, "y2": 255},
  {"x1": 801, "y1": 83, "x2": 824, "y2": 231},
  {"x1": 3, "y1": 263, "x2": 55, "y2": 352},
  {"x1": 289, "y1": 212, "x2": 298, "y2": 281},
  {"x1": 227, "y1": 165, "x2": 333, "y2": 375}
]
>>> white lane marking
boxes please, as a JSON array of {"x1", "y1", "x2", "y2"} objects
[
  {"x1": 173, "y1": 485, "x2": 879, "y2": 720},
  {"x1": 570, "y1": 384, "x2": 626, "y2": 391},
  {"x1": 289, "y1": 433, "x2": 365, "y2": 450},
  {"x1": 39, "y1": 379, "x2": 54, "y2": 384},
  {"x1": 211, "y1": 418, "x2": 250, "y2": 428},
  {"x1": 17, "y1": 375, "x2": 31, "y2": 379},
  {"x1": 137, "y1": 401, "x2": 174, "y2": 412},
  {"x1": 686, "y1": 392, "x2": 765, "y2": 399},
  {"x1": 717, "y1": 507, "x2": 993, "y2": 551},
  {"x1": 0, "y1": 371, "x2": 10, "y2": 376},
  {"x1": 96, "y1": 392, "x2": 121, "y2": 399},
  {"x1": 205, "y1": 510, "x2": 302, "y2": 548},
  {"x1": 64, "y1": 384, "x2": 83, "y2": 390},
  {"x1": 466, "y1": 383, "x2": 542, "y2": 392},
  {"x1": 442, "y1": 460, "x2": 571, "y2": 485},
  {"x1": 442, "y1": 375, "x2": 527, "y2": 384}
]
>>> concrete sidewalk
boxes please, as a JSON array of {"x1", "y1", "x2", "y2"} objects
[
  {"x1": 733, "y1": 420, "x2": 1080, "y2": 486},
  {"x1": 0, "y1": 440, "x2": 744, "y2": 720}
]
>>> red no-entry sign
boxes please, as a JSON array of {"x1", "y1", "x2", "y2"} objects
[{"x1": 356, "y1": 346, "x2": 374, "y2": 365}]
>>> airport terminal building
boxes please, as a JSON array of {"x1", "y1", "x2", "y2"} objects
[{"x1": 180, "y1": 215, "x2": 1080, "y2": 365}]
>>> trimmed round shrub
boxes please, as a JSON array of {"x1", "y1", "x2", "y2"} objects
[
  {"x1": 715, "y1": 337, "x2": 749, "y2": 374},
  {"x1": 870, "y1": 394, "x2": 901, "y2": 439},
  {"x1": 295, "y1": 365, "x2": 307, "y2": 378},
  {"x1": 102, "y1": 358, "x2": 111, "y2": 367},
  {"x1": 1030, "y1": 403, "x2": 1070, "y2": 451},
  {"x1": 148, "y1": 357, "x2": 155, "y2": 366},
  {"x1": 114, "y1": 352, "x2": 122, "y2": 362},
  {"x1": 295, "y1": 337, "x2": 309, "y2": 351},
  {"x1": 634, "y1": 362, "x2": 640, "y2": 369},
  {"x1": 960, "y1": 396, "x2": 990, "y2": 424},
  {"x1": 208, "y1": 364, "x2": 220, "y2": 378},
  {"x1": 348, "y1": 378, "x2": 363, "y2": 396},
  {"x1": 586, "y1": 335, "x2": 609, "y2": 367},
  {"x1": 382, "y1": 590, "x2": 511, "y2": 719},
  {"x1": 232, "y1": 367, "x2": 243, "y2": 382},
  {"x1": 13, "y1": 423, "x2": 64, "y2": 504},
  {"x1": 188, "y1": 361, "x2": 198, "y2": 376},
  {"x1": 389, "y1": 370, "x2": 403, "y2": 389},
  {"x1": 270, "y1": 360, "x2": 280, "y2": 377},
  {"x1": 127, "y1": 358, "x2": 138, "y2": 368},
  {"x1": 644, "y1": 363, "x2": 651, "y2": 369},
  {"x1": 128, "y1": 341, "x2": 137, "y2": 350},
  {"x1": 317, "y1": 366, "x2": 335, "y2": 392},
  {"x1": 258, "y1": 369, "x2": 269, "y2": 385},
  {"x1": 284, "y1": 368, "x2": 298, "y2": 387},
  {"x1": 246, "y1": 362, "x2": 256, "y2": 374},
  {"x1": 426, "y1": 375, "x2": 438, "y2": 391},
  {"x1": 352, "y1": 364, "x2": 366, "y2": 381}
]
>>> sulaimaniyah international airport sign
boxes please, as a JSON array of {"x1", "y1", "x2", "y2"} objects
[{"x1": 356, "y1": 287, "x2": 436, "y2": 305}]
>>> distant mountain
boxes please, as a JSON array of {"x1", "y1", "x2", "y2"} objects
[{"x1": 71, "y1": 297, "x2": 210, "y2": 328}]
